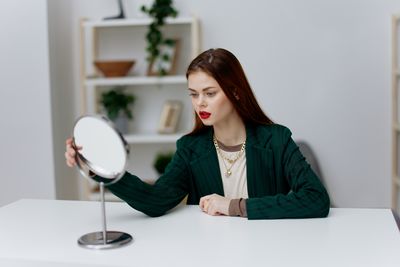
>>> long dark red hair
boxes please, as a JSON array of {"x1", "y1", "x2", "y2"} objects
[{"x1": 186, "y1": 48, "x2": 273, "y2": 135}]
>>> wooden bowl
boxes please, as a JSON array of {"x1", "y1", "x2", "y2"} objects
[{"x1": 94, "y1": 60, "x2": 135, "y2": 77}]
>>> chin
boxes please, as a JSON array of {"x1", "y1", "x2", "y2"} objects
[{"x1": 201, "y1": 120, "x2": 213, "y2": 126}]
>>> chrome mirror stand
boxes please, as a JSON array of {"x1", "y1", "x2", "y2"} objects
[{"x1": 78, "y1": 182, "x2": 133, "y2": 249}]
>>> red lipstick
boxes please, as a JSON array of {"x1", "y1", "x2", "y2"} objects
[{"x1": 199, "y1": 111, "x2": 211, "y2": 119}]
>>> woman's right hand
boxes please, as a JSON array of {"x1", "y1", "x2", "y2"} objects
[{"x1": 65, "y1": 138, "x2": 81, "y2": 168}]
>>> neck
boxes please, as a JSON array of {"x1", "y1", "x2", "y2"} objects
[{"x1": 213, "y1": 117, "x2": 246, "y2": 146}]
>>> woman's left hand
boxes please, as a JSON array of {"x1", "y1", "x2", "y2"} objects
[{"x1": 199, "y1": 194, "x2": 231, "y2": 216}]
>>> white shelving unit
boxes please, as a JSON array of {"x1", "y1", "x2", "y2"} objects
[
  {"x1": 83, "y1": 17, "x2": 196, "y2": 28},
  {"x1": 85, "y1": 75, "x2": 187, "y2": 87},
  {"x1": 79, "y1": 16, "x2": 200, "y2": 201},
  {"x1": 392, "y1": 15, "x2": 400, "y2": 214},
  {"x1": 124, "y1": 133, "x2": 185, "y2": 144}
]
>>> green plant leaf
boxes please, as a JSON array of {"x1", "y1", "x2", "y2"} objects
[
  {"x1": 161, "y1": 53, "x2": 170, "y2": 61},
  {"x1": 100, "y1": 87, "x2": 135, "y2": 121},
  {"x1": 143, "y1": 0, "x2": 179, "y2": 77}
]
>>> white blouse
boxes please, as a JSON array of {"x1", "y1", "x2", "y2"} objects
[{"x1": 216, "y1": 148, "x2": 248, "y2": 199}]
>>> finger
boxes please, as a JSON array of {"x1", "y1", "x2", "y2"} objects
[
  {"x1": 204, "y1": 200, "x2": 210, "y2": 211},
  {"x1": 207, "y1": 199, "x2": 222, "y2": 216},
  {"x1": 68, "y1": 158, "x2": 76, "y2": 167},
  {"x1": 65, "y1": 149, "x2": 77, "y2": 165},
  {"x1": 66, "y1": 157, "x2": 74, "y2": 167},
  {"x1": 66, "y1": 143, "x2": 73, "y2": 152},
  {"x1": 67, "y1": 146, "x2": 82, "y2": 157},
  {"x1": 66, "y1": 153, "x2": 76, "y2": 164},
  {"x1": 199, "y1": 197, "x2": 205, "y2": 210},
  {"x1": 200, "y1": 198, "x2": 209, "y2": 211},
  {"x1": 66, "y1": 138, "x2": 83, "y2": 151},
  {"x1": 204, "y1": 199, "x2": 213, "y2": 215},
  {"x1": 65, "y1": 151, "x2": 73, "y2": 162},
  {"x1": 69, "y1": 145, "x2": 80, "y2": 154},
  {"x1": 67, "y1": 148, "x2": 76, "y2": 158},
  {"x1": 70, "y1": 142, "x2": 82, "y2": 150},
  {"x1": 200, "y1": 200, "x2": 209, "y2": 213},
  {"x1": 207, "y1": 205, "x2": 217, "y2": 216},
  {"x1": 210, "y1": 208, "x2": 221, "y2": 216},
  {"x1": 199, "y1": 195, "x2": 210, "y2": 208}
]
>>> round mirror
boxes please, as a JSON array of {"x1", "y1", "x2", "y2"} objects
[
  {"x1": 72, "y1": 115, "x2": 132, "y2": 249},
  {"x1": 73, "y1": 115, "x2": 129, "y2": 184}
]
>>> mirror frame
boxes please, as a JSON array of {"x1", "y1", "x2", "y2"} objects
[{"x1": 72, "y1": 115, "x2": 130, "y2": 186}]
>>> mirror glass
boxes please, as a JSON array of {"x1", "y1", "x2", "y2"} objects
[{"x1": 73, "y1": 115, "x2": 129, "y2": 183}]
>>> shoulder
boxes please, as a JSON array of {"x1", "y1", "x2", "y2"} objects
[
  {"x1": 250, "y1": 123, "x2": 292, "y2": 140},
  {"x1": 246, "y1": 123, "x2": 293, "y2": 149},
  {"x1": 254, "y1": 123, "x2": 291, "y2": 135}
]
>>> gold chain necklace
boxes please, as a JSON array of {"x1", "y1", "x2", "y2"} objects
[{"x1": 213, "y1": 136, "x2": 246, "y2": 177}]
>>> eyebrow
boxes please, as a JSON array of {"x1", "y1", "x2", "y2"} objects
[{"x1": 188, "y1": 87, "x2": 216, "y2": 92}]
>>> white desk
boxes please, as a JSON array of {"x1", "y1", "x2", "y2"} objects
[{"x1": 0, "y1": 199, "x2": 399, "y2": 267}]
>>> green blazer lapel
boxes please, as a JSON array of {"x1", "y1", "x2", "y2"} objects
[
  {"x1": 245, "y1": 124, "x2": 274, "y2": 198},
  {"x1": 188, "y1": 129, "x2": 224, "y2": 196}
]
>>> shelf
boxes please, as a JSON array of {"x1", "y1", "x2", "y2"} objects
[
  {"x1": 124, "y1": 133, "x2": 185, "y2": 144},
  {"x1": 83, "y1": 17, "x2": 195, "y2": 28},
  {"x1": 85, "y1": 75, "x2": 187, "y2": 87}
]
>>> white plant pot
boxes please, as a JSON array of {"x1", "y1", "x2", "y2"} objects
[{"x1": 113, "y1": 113, "x2": 129, "y2": 134}]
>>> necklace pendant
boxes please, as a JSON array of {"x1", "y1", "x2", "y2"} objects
[{"x1": 225, "y1": 170, "x2": 232, "y2": 177}]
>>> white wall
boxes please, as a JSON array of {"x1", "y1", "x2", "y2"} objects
[
  {"x1": 47, "y1": 0, "x2": 82, "y2": 201},
  {"x1": 0, "y1": 0, "x2": 55, "y2": 206},
  {"x1": 48, "y1": 0, "x2": 400, "y2": 207}
]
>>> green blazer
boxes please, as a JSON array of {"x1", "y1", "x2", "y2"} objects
[{"x1": 107, "y1": 124, "x2": 330, "y2": 220}]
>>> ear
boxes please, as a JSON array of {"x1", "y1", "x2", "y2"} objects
[{"x1": 233, "y1": 91, "x2": 240, "y2": 100}]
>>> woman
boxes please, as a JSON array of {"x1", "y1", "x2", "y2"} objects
[{"x1": 65, "y1": 48, "x2": 330, "y2": 220}]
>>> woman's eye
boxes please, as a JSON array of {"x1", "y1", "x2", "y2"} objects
[
  {"x1": 189, "y1": 93, "x2": 198, "y2": 97},
  {"x1": 206, "y1": 92, "x2": 216, "y2": 97}
]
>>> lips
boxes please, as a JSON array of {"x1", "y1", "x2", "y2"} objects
[{"x1": 199, "y1": 111, "x2": 211, "y2": 119}]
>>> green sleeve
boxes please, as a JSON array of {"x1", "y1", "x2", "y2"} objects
[
  {"x1": 246, "y1": 127, "x2": 330, "y2": 220},
  {"x1": 105, "y1": 138, "x2": 189, "y2": 217}
]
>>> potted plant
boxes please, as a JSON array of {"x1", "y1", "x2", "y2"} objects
[
  {"x1": 141, "y1": 0, "x2": 179, "y2": 76},
  {"x1": 153, "y1": 151, "x2": 174, "y2": 175},
  {"x1": 100, "y1": 87, "x2": 136, "y2": 133}
]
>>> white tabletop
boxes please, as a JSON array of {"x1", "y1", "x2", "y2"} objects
[{"x1": 0, "y1": 199, "x2": 399, "y2": 267}]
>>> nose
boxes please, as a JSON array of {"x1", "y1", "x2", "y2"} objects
[{"x1": 195, "y1": 95, "x2": 207, "y2": 108}]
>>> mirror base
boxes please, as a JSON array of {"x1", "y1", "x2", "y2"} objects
[{"x1": 78, "y1": 231, "x2": 133, "y2": 249}]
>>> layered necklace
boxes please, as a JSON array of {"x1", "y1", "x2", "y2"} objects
[{"x1": 213, "y1": 136, "x2": 246, "y2": 177}]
